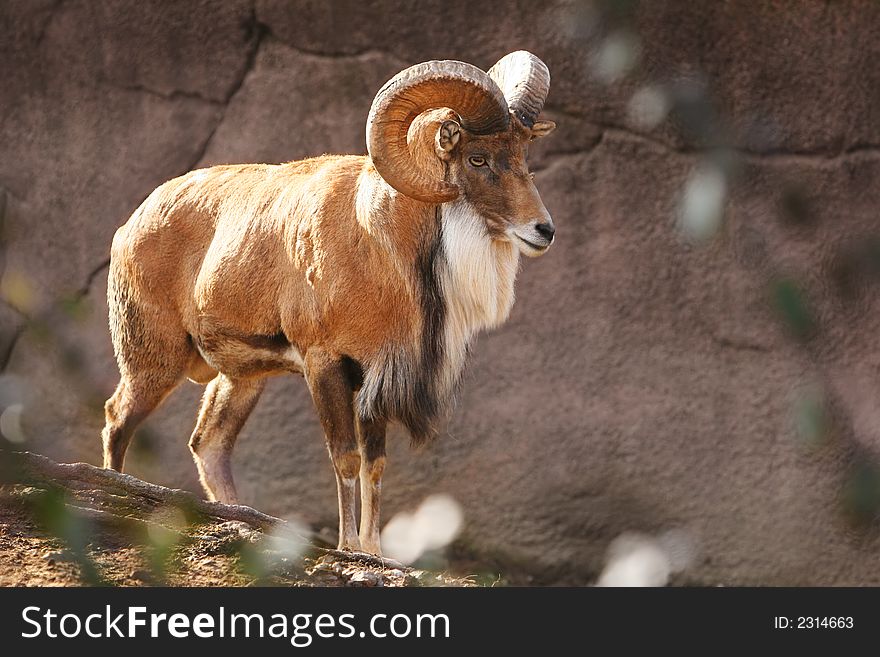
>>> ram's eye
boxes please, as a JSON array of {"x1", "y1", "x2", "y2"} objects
[{"x1": 468, "y1": 156, "x2": 487, "y2": 167}]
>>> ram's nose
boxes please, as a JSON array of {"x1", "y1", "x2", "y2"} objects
[{"x1": 535, "y1": 221, "x2": 555, "y2": 243}]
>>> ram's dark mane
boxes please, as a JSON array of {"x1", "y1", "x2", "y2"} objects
[{"x1": 354, "y1": 207, "x2": 449, "y2": 446}]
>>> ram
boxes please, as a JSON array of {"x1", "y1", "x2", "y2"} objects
[{"x1": 102, "y1": 51, "x2": 557, "y2": 554}]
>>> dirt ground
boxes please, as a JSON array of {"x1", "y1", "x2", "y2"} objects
[{"x1": 0, "y1": 452, "x2": 477, "y2": 587}]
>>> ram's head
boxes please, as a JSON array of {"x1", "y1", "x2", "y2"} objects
[{"x1": 367, "y1": 51, "x2": 557, "y2": 257}]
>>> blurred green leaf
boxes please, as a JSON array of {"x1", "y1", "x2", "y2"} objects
[
  {"x1": 842, "y1": 459, "x2": 880, "y2": 525},
  {"x1": 234, "y1": 538, "x2": 268, "y2": 582},
  {"x1": 793, "y1": 388, "x2": 830, "y2": 449},
  {"x1": 29, "y1": 486, "x2": 105, "y2": 585},
  {"x1": 58, "y1": 295, "x2": 90, "y2": 321},
  {"x1": 772, "y1": 278, "x2": 815, "y2": 340}
]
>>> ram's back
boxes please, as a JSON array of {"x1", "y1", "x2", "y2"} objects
[{"x1": 108, "y1": 155, "x2": 409, "y2": 355}]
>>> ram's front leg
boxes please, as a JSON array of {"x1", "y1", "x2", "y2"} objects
[
  {"x1": 357, "y1": 416, "x2": 387, "y2": 555},
  {"x1": 305, "y1": 349, "x2": 361, "y2": 551}
]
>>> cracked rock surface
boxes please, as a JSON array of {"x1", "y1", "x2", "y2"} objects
[{"x1": 2, "y1": 1, "x2": 880, "y2": 585}]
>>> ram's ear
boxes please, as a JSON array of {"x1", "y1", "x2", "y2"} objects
[
  {"x1": 435, "y1": 120, "x2": 461, "y2": 160},
  {"x1": 530, "y1": 120, "x2": 556, "y2": 140}
]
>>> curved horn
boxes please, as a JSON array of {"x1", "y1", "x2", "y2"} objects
[
  {"x1": 367, "y1": 60, "x2": 509, "y2": 203},
  {"x1": 487, "y1": 51, "x2": 550, "y2": 128}
]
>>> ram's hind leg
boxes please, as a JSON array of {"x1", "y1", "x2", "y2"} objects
[
  {"x1": 304, "y1": 349, "x2": 361, "y2": 551},
  {"x1": 102, "y1": 293, "x2": 190, "y2": 471},
  {"x1": 189, "y1": 374, "x2": 265, "y2": 504},
  {"x1": 102, "y1": 373, "x2": 182, "y2": 471}
]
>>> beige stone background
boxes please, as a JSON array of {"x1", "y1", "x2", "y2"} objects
[{"x1": 2, "y1": 0, "x2": 880, "y2": 584}]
